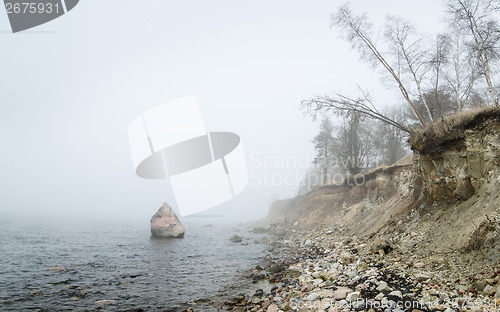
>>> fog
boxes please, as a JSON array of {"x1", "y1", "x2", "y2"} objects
[{"x1": 0, "y1": 1, "x2": 444, "y2": 223}]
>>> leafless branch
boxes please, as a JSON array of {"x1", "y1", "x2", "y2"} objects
[{"x1": 300, "y1": 93, "x2": 413, "y2": 134}]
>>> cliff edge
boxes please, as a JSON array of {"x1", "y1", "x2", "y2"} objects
[{"x1": 268, "y1": 108, "x2": 500, "y2": 263}]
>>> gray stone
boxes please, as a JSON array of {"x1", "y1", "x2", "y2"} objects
[
  {"x1": 306, "y1": 293, "x2": 319, "y2": 301},
  {"x1": 267, "y1": 303, "x2": 279, "y2": 312},
  {"x1": 471, "y1": 280, "x2": 487, "y2": 292},
  {"x1": 318, "y1": 289, "x2": 335, "y2": 298},
  {"x1": 150, "y1": 203, "x2": 185, "y2": 238},
  {"x1": 230, "y1": 235, "x2": 243, "y2": 243},
  {"x1": 488, "y1": 253, "x2": 500, "y2": 260},
  {"x1": 376, "y1": 281, "x2": 391, "y2": 292},
  {"x1": 415, "y1": 275, "x2": 430, "y2": 282},
  {"x1": 454, "y1": 177, "x2": 475, "y2": 200},
  {"x1": 455, "y1": 285, "x2": 467, "y2": 291},
  {"x1": 388, "y1": 290, "x2": 403, "y2": 298},
  {"x1": 370, "y1": 235, "x2": 392, "y2": 254},
  {"x1": 346, "y1": 291, "x2": 360, "y2": 302},
  {"x1": 339, "y1": 251, "x2": 354, "y2": 264},
  {"x1": 269, "y1": 263, "x2": 284, "y2": 273},
  {"x1": 334, "y1": 287, "x2": 353, "y2": 299},
  {"x1": 375, "y1": 292, "x2": 384, "y2": 300},
  {"x1": 483, "y1": 284, "x2": 495, "y2": 296},
  {"x1": 387, "y1": 300, "x2": 397, "y2": 308}
]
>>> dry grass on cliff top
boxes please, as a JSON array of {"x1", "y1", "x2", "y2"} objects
[{"x1": 409, "y1": 106, "x2": 500, "y2": 154}]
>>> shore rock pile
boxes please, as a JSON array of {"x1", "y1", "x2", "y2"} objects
[{"x1": 198, "y1": 227, "x2": 500, "y2": 312}]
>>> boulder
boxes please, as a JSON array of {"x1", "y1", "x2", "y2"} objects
[
  {"x1": 230, "y1": 235, "x2": 242, "y2": 243},
  {"x1": 150, "y1": 203, "x2": 185, "y2": 238},
  {"x1": 369, "y1": 235, "x2": 393, "y2": 254},
  {"x1": 269, "y1": 263, "x2": 284, "y2": 273},
  {"x1": 454, "y1": 177, "x2": 475, "y2": 200}
]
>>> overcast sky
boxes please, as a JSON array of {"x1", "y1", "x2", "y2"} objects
[{"x1": 0, "y1": 1, "x2": 446, "y2": 222}]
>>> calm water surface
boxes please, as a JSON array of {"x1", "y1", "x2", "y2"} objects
[{"x1": 0, "y1": 216, "x2": 267, "y2": 311}]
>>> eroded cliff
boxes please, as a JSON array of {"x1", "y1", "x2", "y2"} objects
[{"x1": 268, "y1": 108, "x2": 500, "y2": 258}]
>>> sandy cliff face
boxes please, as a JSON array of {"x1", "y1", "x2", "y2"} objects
[
  {"x1": 268, "y1": 115, "x2": 500, "y2": 256},
  {"x1": 413, "y1": 120, "x2": 500, "y2": 204},
  {"x1": 268, "y1": 158, "x2": 414, "y2": 236}
]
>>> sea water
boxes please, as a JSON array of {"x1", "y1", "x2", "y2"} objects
[{"x1": 0, "y1": 216, "x2": 267, "y2": 311}]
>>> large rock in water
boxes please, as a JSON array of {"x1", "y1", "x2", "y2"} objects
[{"x1": 150, "y1": 203, "x2": 185, "y2": 238}]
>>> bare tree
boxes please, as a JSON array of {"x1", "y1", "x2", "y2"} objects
[
  {"x1": 428, "y1": 34, "x2": 450, "y2": 115},
  {"x1": 441, "y1": 29, "x2": 478, "y2": 111},
  {"x1": 331, "y1": 112, "x2": 372, "y2": 175},
  {"x1": 373, "y1": 107, "x2": 409, "y2": 165},
  {"x1": 332, "y1": 4, "x2": 426, "y2": 126},
  {"x1": 312, "y1": 117, "x2": 335, "y2": 184},
  {"x1": 448, "y1": 0, "x2": 500, "y2": 106},
  {"x1": 301, "y1": 88, "x2": 412, "y2": 134},
  {"x1": 384, "y1": 16, "x2": 435, "y2": 122},
  {"x1": 413, "y1": 90, "x2": 458, "y2": 120}
]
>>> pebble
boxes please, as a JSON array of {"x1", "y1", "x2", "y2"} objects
[
  {"x1": 200, "y1": 227, "x2": 500, "y2": 312},
  {"x1": 254, "y1": 289, "x2": 264, "y2": 297},
  {"x1": 319, "y1": 289, "x2": 335, "y2": 298},
  {"x1": 346, "y1": 291, "x2": 360, "y2": 301},
  {"x1": 306, "y1": 293, "x2": 319, "y2": 301},
  {"x1": 312, "y1": 278, "x2": 323, "y2": 286},
  {"x1": 262, "y1": 300, "x2": 271, "y2": 309},
  {"x1": 415, "y1": 275, "x2": 430, "y2": 282},
  {"x1": 388, "y1": 290, "x2": 403, "y2": 298},
  {"x1": 375, "y1": 292, "x2": 385, "y2": 300},
  {"x1": 376, "y1": 281, "x2": 391, "y2": 292},
  {"x1": 267, "y1": 303, "x2": 279, "y2": 312},
  {"x1": 334, "y1": 287, "x2": 353, "y2": 299}
]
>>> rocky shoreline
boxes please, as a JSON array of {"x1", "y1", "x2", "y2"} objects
[
  {"x1": 185, "y1": 225, "x2": 500, "y2": 312},
  {"x1": 175, "y1": 114, "x2": 500, "y2": 312}
]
